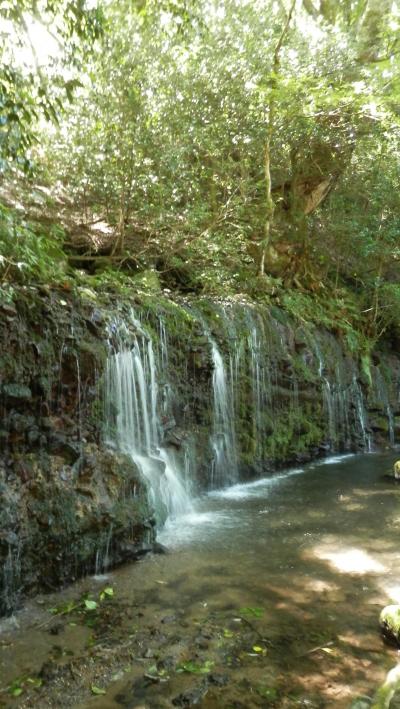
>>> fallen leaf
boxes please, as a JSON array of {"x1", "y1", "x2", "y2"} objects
[{"x1": 91, "y1": 685, "x2": 106, "y2": 695}]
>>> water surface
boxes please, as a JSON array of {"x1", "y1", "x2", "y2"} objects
[{"x1": 1, "y1": 453, "x2": 400, "y2": 708}]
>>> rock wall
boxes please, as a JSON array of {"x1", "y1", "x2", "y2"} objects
[
  {"x1": 0, "y1": 288, "x2": 155, "y2": 616},
  {"x1": 0, "y1": 287, "x2": 399, "y2": 615}
]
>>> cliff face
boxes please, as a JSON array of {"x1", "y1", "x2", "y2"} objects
[{"x1": 0, "y1": 286, "x2": 398, "y2": 615}]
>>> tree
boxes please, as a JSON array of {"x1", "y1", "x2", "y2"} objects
[
  {"x1": 40, "y1": 0, "x2": 400, "y2": 308},
  {"x1": 0, "y1": 0, "x2": 103, "y2": 171}
]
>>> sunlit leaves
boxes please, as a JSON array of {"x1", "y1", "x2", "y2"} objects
[{"x1": 0, "y1": 0, "x2": 104, "y2": 169}]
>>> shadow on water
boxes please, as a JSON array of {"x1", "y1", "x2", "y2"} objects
[{"x1": 1, "y1": 452, "x2": 400, "y2": 708}]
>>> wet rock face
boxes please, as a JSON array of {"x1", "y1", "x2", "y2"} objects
[
  {"x1": 0, "y1": 288, "x2": 155, "y2": 616},
  {"x1": 1, "y1": 445, "x2": 154, "y2": 615}
]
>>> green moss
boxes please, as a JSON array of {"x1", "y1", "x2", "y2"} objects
[
  {"x1": 380, "y1": 605, "x2": 400, "y2": 641},
  {"x1": 260, "y1": 407, "x2": 326, "y2": 462}
]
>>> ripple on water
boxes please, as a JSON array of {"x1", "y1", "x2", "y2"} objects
[
  {"x1": 208, "y1": 467, "x2": 305, "y2": 500},
  {"x1": 318, "y1": 453, "x2": 357, "y2": 466},
  {"x1": 158, "y1": 510, "x2": 232, "y2": 547}
]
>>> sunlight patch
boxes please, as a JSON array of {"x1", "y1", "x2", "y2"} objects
[
  {"x1": 379, "y1": 584, "x2": 400, "y2": 604},
  {"x1": 312, "y1": 546, "x2": 385, "y2": 574}
]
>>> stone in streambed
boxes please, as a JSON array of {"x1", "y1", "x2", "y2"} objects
[
  {"x1": 172, "y1": 681, "x2": 208, "y2": 706},
  {"x1": 382, "y1": 461, "x2": 400, "y2": 484},
  {"x1": 379, "y1": 605, "x2": 400, "y2": 645}
]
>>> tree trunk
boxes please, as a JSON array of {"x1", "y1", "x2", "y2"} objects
[{"x1": 259, "y1": 0, "x2": 297, "y2": 276}]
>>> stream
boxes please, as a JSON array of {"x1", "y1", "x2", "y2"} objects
[{"x1": 1, "y1": 451, "x2": 400, "y2": 708}]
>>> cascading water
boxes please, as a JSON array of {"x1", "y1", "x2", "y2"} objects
[
  {"x1": 104, "y1": 320, "x2": 192, "y2": 525},
  {"x1": 307, "y1": 330, "x2": 375, "y2": 452},
  {"x1": 248, "y1": 322, "x2": 265, "y2": 459},
  {"x1": 103, "y1": 302, "x2": 392, "y2": 533},
  {"x1": 245, "y1": 309, "x2": 277, "y2": 462},
  {"x1": 210, "y1": 340, "x2": 239, "y2": 488},
  {"x1": 350, "y1": 373, "x2": 372, "y2": 451},
  {"x1": 311, "y1": 336, "x2": 338, "y2": 449}
]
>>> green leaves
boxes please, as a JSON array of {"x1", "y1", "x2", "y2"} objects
[
  {"x1": 91, "y1": 685, "x2": 106, "y2": 695},
  {"x1": 239, "y1": 606, "x2": 264, "y2": 618},
  {"x1": 8, "y1": 676, "x2": 42, "y2": 698},
  {"x1": 47, "y1": 587, "x2": 114, "y2": 621},
  {"x1": 176, "y1": 660, "x2": 214, "y2": 674},
  {"x1": 223, "y1": 628, "x2": 234, "y2": 638},
  {"x1": 0, "y1": 0, "x2": 104, "y2": 169},
  {"x1": 84, "y1": 599, "x2": 98, "y2": 611},
  {"x1": 0, "y1": 204, "x2": 67, "y2": 285}
]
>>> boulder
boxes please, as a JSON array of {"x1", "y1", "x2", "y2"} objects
[{"x1": 380, "y1": 605, "x2": 400, "y2": 645}]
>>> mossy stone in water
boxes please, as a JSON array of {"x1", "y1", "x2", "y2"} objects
[{"x1": 380, "y1": 605, "x2": 400, "y2": 644}]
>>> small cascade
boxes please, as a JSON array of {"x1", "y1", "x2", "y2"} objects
[
  {"x1": 322, "y1": 379, "x2": 336, "y2": 448},
  {"x1": 247, "y1": 317, "x2": 274, "y2": 460},
  {"x1": 104, "y1": 320, "x2": 192, "y2": 525},
  {"x1": 159, "y1": 317, "x2": 169, "y2": 370},
  {"x1": 350, "y1": 374, "x2": 372, "y2": 452},
  {"x1": 94, "y1": 525, "x2": 113, "y2": 576},
  {"x1": 388, "y1": 406, "x2": 395, "y2": 447},
  {"x1": 210, "y1": 340, "x2": 239, "y2": 488},
  {"x1": 2, "y1": 543, "x2": 21, "y2": 615},
  {"x1": 311, "y1": 337, "x2": 337, "y2": 449},
  {"x1": 249, "y1": 324, "x2": 263, "y2": 455},
  {"x1": 324, "y1": 361, "x2": 351, "y2": 451}
]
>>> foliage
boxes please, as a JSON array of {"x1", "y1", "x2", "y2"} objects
[
  {"x1": 7, "y1": 675, "x2": 42, "y2": 698},
  {"x1": 176, "y1": 659, "x2": 214, "y2": 674},
  {"x1": 239, "y1": 606, "x2": 264, "y2": 619},
  {"x1": 48, "y1": 586, "x2": 114, "y2": 617},
  {"x1": 0, "y1": 0, "x2": 103, "y2": 170},
  {"x1": 91, "y1": 685, "x2": 106, "y2": 695},
  {"x1": 1, "y1": 0, "x2": 400, "y2": 344},
  {"x1": 0, "y1": 204, "x2": 67, "y2": 282}
]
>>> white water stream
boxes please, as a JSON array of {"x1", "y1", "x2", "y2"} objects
[{"x1": 104, "y1": 331, "x2": 192, "y2": 523}]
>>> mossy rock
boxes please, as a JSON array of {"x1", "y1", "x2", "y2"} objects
[{"x1": 380, "y1": 605, "x2": 400, "y2": 645}]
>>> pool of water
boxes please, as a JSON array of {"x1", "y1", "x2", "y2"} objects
[{"x1": 1, "y1": 452, "x2": 400, "y2": 708}]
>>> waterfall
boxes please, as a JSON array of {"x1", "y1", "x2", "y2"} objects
[
  {"x1": 350, "y1": 374, "x2": 372, "y2": 452},
  {"x1": 311, "y1": 336, "x2": 337, "y2": 449},
  {"x1": 103, "y1": 301, "x2": 388, "y2": 531},
  {"x1": 104, "y1": 323, "x2": 192, "y2": 525},
  {"x1": 210, "y1": 340, "x2": 239, "y2": 488},
  {"x1": 306, "y1": 329, "x2": 376, "y2": 452},
  {"x1": 248, "y1": 322, "x2": 264, "y2": 459},
  {"x1": 2, "y1": 544, "x2": 21, "y2": 614},
  {"x1": 246, "y1": 310, "x2": 276, "y2": 461}
]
